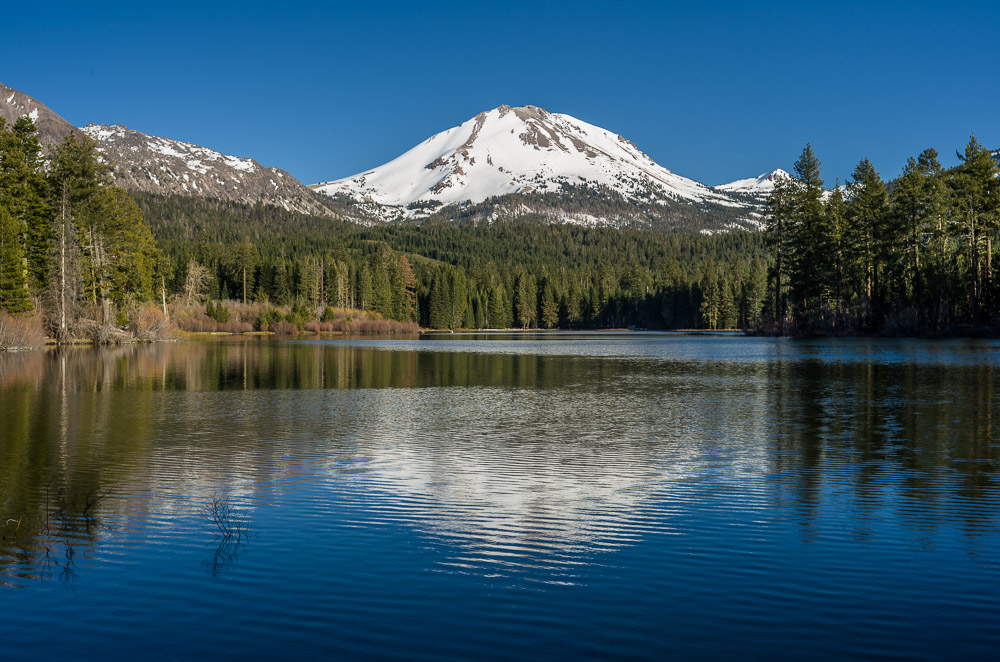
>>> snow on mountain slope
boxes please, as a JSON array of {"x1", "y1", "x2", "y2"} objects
[
  {"x1": 716, "y1": 168, "x2": 790, "y2": 195},
  {"x1": 312, "y1": 105, "x2": 743, "y2": 217},
  {"x1": 81, "y1": 124, "x2": 335, "y2": 217}
]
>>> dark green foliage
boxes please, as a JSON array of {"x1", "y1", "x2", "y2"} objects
[
  {"x1": 0, "y1": 204, "x2": 32, "y2": 313},
  {"x1": 134, "y1": 191, "x2": 770, "y2": 330},
  {"x1": 207, "y1": 301, "x2": 230, "y2": 324},
  {"x1": 765, "y1": 138, "x2": 1000, "y2": 334}
]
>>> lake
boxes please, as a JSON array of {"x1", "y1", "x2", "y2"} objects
[{"x1": 2, "y1": 333, "x2": 999, "y2": 659}]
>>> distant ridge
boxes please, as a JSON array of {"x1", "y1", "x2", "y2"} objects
[{"x1": 1, "y1": 82, "x2": 337, "y2": 218}]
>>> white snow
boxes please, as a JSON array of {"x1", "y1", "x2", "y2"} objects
[
  {"x1": 312, "y1": 105, "x2": 742, "y2": 212},
  {"x1": 28, "y1": 108, "x2": 39, "y2": 121},
  {"x1": 716, "y1": 169, "x2": 790, "y2": 193},
  {"x1": 81, "y1": 124, "x2": 260, "y2": 176}
]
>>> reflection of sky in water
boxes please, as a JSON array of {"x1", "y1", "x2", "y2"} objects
[
  {"x1": 320, "y1": 384, "x2": 771, "y2": 582},
  {"x1": 300, "y1": 333, "x2": 1000, "y2": 367}
]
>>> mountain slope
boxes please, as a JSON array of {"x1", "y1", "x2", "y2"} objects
[
  {"x1": 0, "y1": 81, "x2": 78, "y2": 151},
  {"x1": 1, "y1": 82, "x2": 346, "y2": 219},
  {"x1": 80, "y1": 124, "x2": 337, "y2": 217},
  {"x1": 312, "y1": 105, "x2": 755, "y2": 229}
]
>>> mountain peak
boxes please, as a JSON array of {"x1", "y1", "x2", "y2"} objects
[{"x1": 312, "y1": 105, "x2": 740, "y2": 218}]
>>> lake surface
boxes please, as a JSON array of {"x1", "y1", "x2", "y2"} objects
[{"x1": 2, "y1": 333, "x2": 999, "y2": 659}]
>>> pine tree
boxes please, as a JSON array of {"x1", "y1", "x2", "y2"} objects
[
  {"x1": 449, "y1": 269, "x2": 468, "y2": 329},
  {"x1": 513, "y1": 270, "x2": 535, "y2": 328},
  {"x1": 539, "y1": 283, "x2": 559, "y2": 328},
  {"x1": 765, "y1": 175, "x2": 795, "y2": 320},
  {"x1": 785, "y1": 144, "x2": 830, "y2": 318},
  {"x1": 915, "y1": 149, "x2": 949, "y2": 327},
  {"x1": 428, "y1": 267, "x2": 452, "y2": 329},
  {"x1": 487, "y1": 282, "x2": 508, "y2": 328},
  {"x1": 950, "y1": 135, "x2": 1000, "y2": 321},
  {"x1": 823, "y1": 184, "x2": 848, "y2": 317},
  {"x1": 396, "y1": 255, "x2": 417, "y2": 321},
  {"x1": 846, "y1": 158, "x2": 889, "y2": 325},
  {"x1": 0, "y1": 204, "x2": 32, "y2": 313},
  {"x1": 0, "y1": 116, "x2": 48, "y2": 292}
]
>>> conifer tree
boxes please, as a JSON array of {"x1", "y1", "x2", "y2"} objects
[
  {"x1": 765, "y1": 175, "x2": 795, "y2": 319},
  {"x1": 950, "y1": 135, "x2": 1000, "y2": 321},
  {"x1": 785, "y1": 144, "x2": 829, "y2": 317},
  {"x1": 487, "y1": 282, "x2": 508, "y2": 328},
  {"x1": 0, "y1": 204, "x2": 32, "y2": 313},
  {"x1": 846, "y1": 158, "x2": 889, "y2": 324},
  {"x1": 428, "y1": 266, "x2": 452, "y2": 328},
  {"x1": 0, "y1": 116, "x2": 48, "y2": 291},
  {"x1": 823, "y1": 183, "x2": 848, "y2": 314}
]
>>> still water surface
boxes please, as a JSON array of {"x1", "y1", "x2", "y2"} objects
[{"x1": 1, "y1": 333, "x2": 999, "y2": 659}]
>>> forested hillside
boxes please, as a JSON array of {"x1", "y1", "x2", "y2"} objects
[{"x1": 138, "y1": 192, "x2": 769, "y2": 331}]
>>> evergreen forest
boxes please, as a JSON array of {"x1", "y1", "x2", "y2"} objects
[{"x1": 766, "y1": 139, "x2": 999, "y2": 334}]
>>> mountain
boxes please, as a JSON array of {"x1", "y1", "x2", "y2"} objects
[
  {"x1": 80, "y1": 124, "x2": 336, "y2": 217},
  {"x1": 312, "y1": 105, "x2": 759, "y2": 231},
  {"x1": 0, "y1": 81, "x2": 78, "y2": 152},
  {"x1": 716, "y1": 169, "x2": 789, "y2": 197},
  {"x1": 1, "y1": 82, "x2": 340, "y2": 219}
]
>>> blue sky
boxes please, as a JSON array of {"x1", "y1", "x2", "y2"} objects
[{"x1": 4, "y1": 1, "x2": 998, "y2": 187}]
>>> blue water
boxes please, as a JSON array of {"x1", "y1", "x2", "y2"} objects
[{"x1": 2, "y1": 335, "x2": 999, "y2": 659}]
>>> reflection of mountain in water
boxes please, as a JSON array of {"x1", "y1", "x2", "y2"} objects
[{"x1": 323, "y1": 380, "x2": 772, "y2": 580}]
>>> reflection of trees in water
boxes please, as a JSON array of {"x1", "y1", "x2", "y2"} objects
[
  {"x1": 768, "y1": 356, "x2": 1000, "y2": 541},
  {"x1": 1, "y1": 481, "x2": 105, "y2": 584},
  {"x1": 203, "y1": 538, "x2": 249, "y2": 578}
]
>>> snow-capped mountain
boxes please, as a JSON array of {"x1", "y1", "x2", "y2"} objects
[
  {"x1": 716, "y1": 168, "x2": 790, "y2": 198},
  {"x1": 80, "y1": 124, "x2": 334, "y2": 217},
  {"x1": 312, "y1": 105, "x2": 755, "y2": 229}
]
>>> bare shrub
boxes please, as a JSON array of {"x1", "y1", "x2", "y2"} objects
[
  {"x1": 221, "y1": 319, "x2": 254, "y2": 333},
  {"x1": 0, "y1": 312, "x2": 47, "y2": 350},
  {"x1": 201, "y1": 494, "x2": 249, "y2": 543},
  {"x1": 128, "y1": 304, "x2": 176, "y2": 341},
  {"x1": 271, "y1": 320, "x2": 298, "y2": 335},
  {"x1": 90, "y1": 320, "x2": 129, "y2": 345}
]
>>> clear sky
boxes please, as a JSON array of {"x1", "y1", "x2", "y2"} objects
[{"x1": 4, "y1": 0, "x2": 998, "y2": 187}]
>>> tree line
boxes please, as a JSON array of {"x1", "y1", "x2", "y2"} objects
[
  {"x1": 765, "y1": 138, "x2": 1000, "y2": 334},
  {"x1": 140, "y1": 191, "x2": 771, "y2": 330}
]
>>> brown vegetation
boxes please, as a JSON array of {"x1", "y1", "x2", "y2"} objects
[
  {"x1": 0, "y1": 312, "x2": 46, "y2": 350},
  {"x1": 127, "y1": 304, "x2": 177, "y2": 341},
  {"x1": 170, "y1": 300, "x2": 419, "y2": 336}
]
